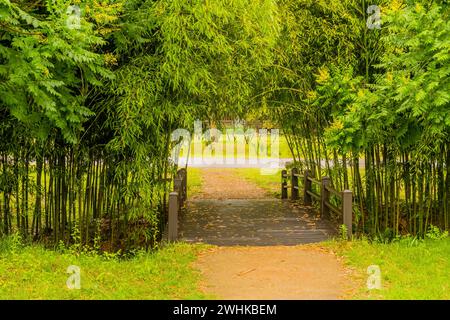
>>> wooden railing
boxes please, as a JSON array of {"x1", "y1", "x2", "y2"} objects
[
  {"x1": 168, "y1": 168, "x2": 187, "y2": 242},
  {"x1": 281, "y1": 168, "x2": 353, "y2": 239}
]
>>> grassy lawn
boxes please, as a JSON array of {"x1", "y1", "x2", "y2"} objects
[
  {"x1": 1, "y1": 233, "x2": 448, "y2": 300},
  {"x1": 187, "y1": 167, "x2": 282, "y2": 198},
  {"x1": 234, "y1": 168, "x2": 281, "y2": 197},
  {"x1": 0, "y1": 238, "x2": 212, "y2": 300},
  {"x1": 180, "y1": 134, "x2": 293, "y2": 160},
  {"x1": 325, "y1": 237, "x2": 450, "y2": 300},
  {"x1": 187, "y1": 167, "x2": 203, "y2": 197}
]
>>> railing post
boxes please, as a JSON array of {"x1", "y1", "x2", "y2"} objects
[
  {"x1": 291, "y1": 167, "x2": 299, "y2": 200},
  {"x1": 303, "y1": 170, "x2": 312, "y2": 205},
  {"x1": 174, "y1": 175, "x2": 183, "y2": 207},
  {"x1": 342, "y1": 190, "x2": 353, "y2": 240},
  {"x1": 321, "y1": 176, "x2": 331, "y2": 219},
  {"x1": 168, "y1": 192, "x2": 179, "y2": 242},
  {"x1": 281, "y1": 169, "x2": 287, "y2": 199}
]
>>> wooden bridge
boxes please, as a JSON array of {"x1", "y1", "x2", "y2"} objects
[{"x1": 166, "y1": 168, "x2": 353, "y2": 245}]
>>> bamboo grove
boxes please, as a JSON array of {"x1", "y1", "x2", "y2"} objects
[
  {"x1": 0, "y1": 0, "x2": 448, "y2": 250},
  {"x1": 0, "y1": 0, "x2": 279, "y2": 249},
  {"x1": 264, "y1": 0, "x2": 450, "y2": 238}
]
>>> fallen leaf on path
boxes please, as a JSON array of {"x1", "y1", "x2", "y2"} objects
[{"x1": 237, "y1": 268, "x2": 256, "y2": 276}]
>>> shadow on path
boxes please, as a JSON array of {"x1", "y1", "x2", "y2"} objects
[
  {"x1": 180, "y1": 199, "x2": 337, "y2": 246},
  {"x1": 180, "y1": 169, "x2": 336, "y2": 245}
]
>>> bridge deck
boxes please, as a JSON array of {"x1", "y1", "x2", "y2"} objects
[{"x1": 179, "y1": 199, "x2": 337, "y2": 246}]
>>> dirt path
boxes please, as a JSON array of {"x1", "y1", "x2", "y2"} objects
[
  {"x1": 191, "y1": 168, "x2": 269, "y2": 199},
  {"x1": 188, "y1": 168, "x2": 354, "y2": 299},
  {"x1": 195, "y1": 246, "x2": 356, "y2": 300}
]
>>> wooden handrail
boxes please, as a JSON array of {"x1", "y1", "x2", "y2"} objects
[
  {"x1": 306, "y1": 190, "x2": 320, "y2": 200},
  {"x1": 324, "y1": 200, "x2": 341, "y2": 215},
  {"x1": 307, "y1": 176, "x2": 320, "y2": 184},
  {"x1": 281, "y1": 167, "x2": 353, "y2": 239},
  {"x1": 325, "y1": 184, "x2": 342, "y2": 197}
]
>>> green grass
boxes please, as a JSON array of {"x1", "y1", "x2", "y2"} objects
[
  {"x1": 180, "y1": 134, "x2": 293, "y2": 160},
  {"x1": 234, "y1": 168, "x2": 281, "y2": 197},
  {"x1": 325, "y1": 237, "x2": 450, "y2": 300},
  {"x1": 187, "y1": 168, "x2": 282, "y2": 198},
  {"x1": 2, "y1": 234, "x2": 448, "y2": 300},
  {"x1": 278, "y1": 136, "x2": 292, "y2": 158},
  {"x1": 0, "y1": 238, "x2": 212, "y2": 300},
  {"x1": 187, "y1": 167, "x2": 203, "y2": 196}
]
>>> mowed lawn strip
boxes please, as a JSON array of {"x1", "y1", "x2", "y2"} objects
[
  {"x1": 0, "y1": 240, "x2": 212, "y2": 300},
  {"x1": 234, "y1": 168, "x2": 281, "y2": 197},
  {"x1": 187, "y1": 167, "x2": 203, "y2": 197},
  {"x1": 325, "y1": 238, "x2": 450, "y2": 300}
]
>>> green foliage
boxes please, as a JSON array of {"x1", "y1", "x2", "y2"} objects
[
  {"x1": 318, "y1": 1, "x2": 450, "y2": 156},
  {"x1": 0, "y1": 0, "x2": 448, "y2": 249},
  {"x1": 361, "y1": 2, "x2": 450, "y2": 153},
  {"x1": 187, "y1": 168, "x2": 203, "y2": 196},
  {"x1": 95, "y1": 0, "x2": 280, "y2": 249},
  {"x1": 0, "y1": 232, "x2": 23, "y2": 254},
  {"x1": 314, "y1": 66, "x2": 365, "y2": 153},
  {"x1": 0, "y1": 237, "x2": 212, "y2": 299},
  {"x1": 0, "y1": 0, "x2": 282, "y2": 250},
  {"x1": 0, "y1": 0, "x2": 113, "y2": 142},
  {"x1": 326, "y1": 237, "x2": 450, "y2": 299},
  {"x1": 339, "y1": 224, "x2": 349, "y2": 241},
  {"x1": 392, "y1": 234, "x2": 422, "y2": 247},
  {"x1": 271, "y1": 0, "x2": 450, "y2": 237},
  {"x1": 425, "y1": 225, "x2": 449, "y2": 240}
]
